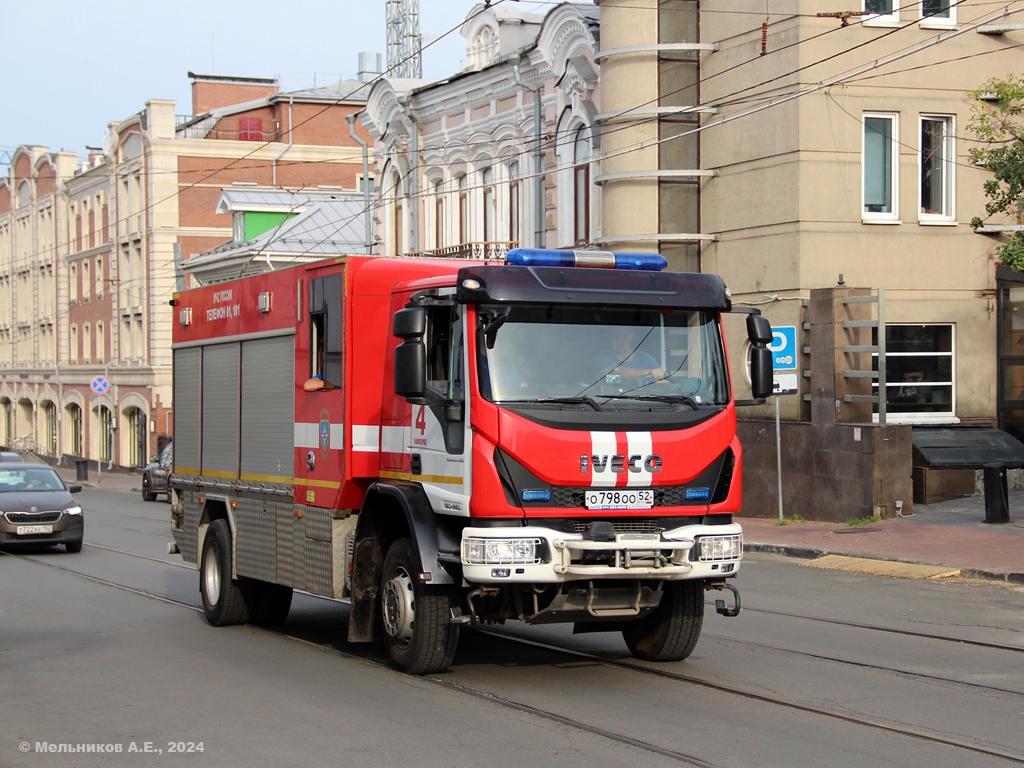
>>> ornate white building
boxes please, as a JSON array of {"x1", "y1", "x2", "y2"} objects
[{"x1": 361, "y1": 3, "x2": 601, "y2": 258}]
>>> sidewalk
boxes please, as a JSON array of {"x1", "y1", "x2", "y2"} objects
[{"x1": 742, "y1": 491, "x2": 1024, "y2": 583}]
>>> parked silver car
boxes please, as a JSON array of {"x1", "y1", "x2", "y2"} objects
[
  {"x1": 0, "y1": 464, "x2": 84, "y2": 553},
  {"x1": 142, "y1": 442, "x2": 173, "y2": 502}
]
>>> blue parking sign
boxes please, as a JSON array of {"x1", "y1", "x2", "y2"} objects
[{"x1": 769, "y1": 326, "x2": 797, "y2": 370}]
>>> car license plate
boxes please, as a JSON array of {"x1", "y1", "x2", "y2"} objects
[
  {"x1": 17, "y1": 524, "x2": 53, "y2": 535},
  {"x1": 584, "y1": 489, "x2": 654, "y2": 510}
]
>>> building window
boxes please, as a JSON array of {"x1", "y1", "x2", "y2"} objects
[
  {"x1": 98, "y1": 406, "x2": 113, "y2": 462},
  {"x1": 920, "y1": 115, "x2": 955, "y2": 221},
  {"x1": 359, "y1": 176, "x2": 375, "y2": 194},
  {"x1": 508, "y1": 161, "x2": 521, "y2": 246},
  {"x1": 863, "y1": 113, "x2": 898, "y2": 222},
  {"x1": 434, "y1": 180, "x2": 444, "y2": 249},
  {"x1": 126, "y1": 407, "x2": 145, "y2": 468},
  {"x1": 574, "y1": 126, "x2": 592, "y2": 245},
  {"x1": 482, "y1": 167, "x2": 495, "y2": 242},
  {"x1": 873, "y1": 324, "x2": 954, "y2": 420},
  {"x1": 66, "y1": 404, "x2": 82, "y2": 456},
  {"x1": 863, "y1": 0, "x2": 898, "y2": 25},
  {"x1": 921, "y1": 0, "x2": 954, "y2": 27},
  {"x1": 457, "y1": 176, "x2": 468, "y2": 245},
  {"x1": 43, "y1": 401, "x2": 57, "y2": 455},
  {"x1": 239, "y1": 118, "x2": 264, "y2": 141}
]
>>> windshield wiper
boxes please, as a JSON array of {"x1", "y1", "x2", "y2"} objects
[
  {"x1": 603, "y1": 394, "x2": 700, "y2": 411},
  {"x1": 514, "y1": 396, "x2": 605, "y2": 411}
]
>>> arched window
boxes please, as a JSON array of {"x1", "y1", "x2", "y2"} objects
[
  {"x1": 66, "y1": 403, "x2": 82, "y2": 456},
  {"x1": 126, "y1": 407, "x2": 146, "y2": 468},
  {"x1": 481, "y1": 167, "x2": 494, "y2": 242},
  {"x1": 574, "y1": 126, "x2": 592, "y2": 245},
  {"x1": 457, "y1": 175, "x2": 468, "y2": 245},
  {"x1": 508, "y1": 161, "x2": 521, "y2": 246},
  {"x1": 98, "y1": 406, "x2": 113, "y2": 462},
  {"x1": 434, "y1": 180, "x2": 444, "y2": 249},
  {"x1": 42, "y1": 401, "x2": 57, "y2": 455}
]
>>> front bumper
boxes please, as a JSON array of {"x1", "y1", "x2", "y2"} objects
[
  {"x1": 0, "y1": 515, "x2": 83, "y2": 547},
  {"x1": 461, "y1": 522, "x2": 743, "y2": 584}
]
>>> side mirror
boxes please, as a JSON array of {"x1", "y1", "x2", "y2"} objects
[
  {"x1": 750, "y1": 345, "x2": 773, "y2": 400},
  {"x1": 393, "y1": 307, "x2": 426, "y2": 339},
  {"x1": 68, "y1": 484, "x2": 83, "y2": 494},
  {"x1": 746, "y1": 314, "x2": 772, "y2": 346},
  {"x1": 395, "y1": 340, "x2": 427, "y2": 399}
]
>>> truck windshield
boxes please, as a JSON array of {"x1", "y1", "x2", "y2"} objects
[{"x1": 477, "y1": 304, "x2": 730, "y2": 407}]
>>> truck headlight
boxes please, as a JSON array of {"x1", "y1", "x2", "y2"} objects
[
  {"x1": 463, "y1": 537, "x2": 541, "y2": 565},
  {"x1": 694, "y1": 534, "x2": 742, "y2": 562}
]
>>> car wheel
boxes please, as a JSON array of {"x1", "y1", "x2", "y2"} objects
[
  {"x1": 380, "y1": 537, "x2": 459, "y2": 674},
  {"x1": 199, "y1": 519, "x2": 250, "y2": 626},
  {"x1": 622, "y1": 580, "x2": 704, "y2": 662},
  {"x1": 142, "y1": 476, "x2": 156, "y2": 502},
  {"x1": 65, "y1": 539, "x2": 83, "y2": 554}
]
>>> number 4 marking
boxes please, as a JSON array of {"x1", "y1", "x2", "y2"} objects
[{"x1": 415, "y1": 406, "x2": 427, "y2": 435}]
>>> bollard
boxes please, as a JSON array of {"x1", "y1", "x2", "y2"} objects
[
  {"x1": 983, "y1": 462, "x2": 1009, "y2": 524},
  {"x1": 75, "y1": 459, "x2": 89, "y2": 483}
]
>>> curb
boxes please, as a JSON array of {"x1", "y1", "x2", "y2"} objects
[{"x1": 744, "y1": 542, "x2": 1024, "y2": 585}]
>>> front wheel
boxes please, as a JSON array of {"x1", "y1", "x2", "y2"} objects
[
  {"x1": 200, "y1": 519, "x2": 250, "y2": 626},
  {"x1": 622, "y1": 580, "x2": 704, "y2": 662},
  {"x1": 380, "y1": 537, "x2": 459, "y2": 674}
]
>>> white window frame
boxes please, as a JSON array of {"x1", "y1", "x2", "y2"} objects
[
  {"x1": 920, "y1": 0, "x2": 955, "y2": 29},
  {"x1": 918, "y1": 114, "x2": 956, "y2": 224},
  {"x1": 863, "y1": 0, "x2": 899, "y2": 26},
  {"x1": 873, "y1": 323, "x2": 957, "y2": 425},
  {"x1": 862, "y1": 112, "x2": 900, "y2": 224}
]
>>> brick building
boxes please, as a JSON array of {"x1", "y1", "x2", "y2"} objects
[{"x1": 0, "y1": 73, "x2": 370, "y2": 470}]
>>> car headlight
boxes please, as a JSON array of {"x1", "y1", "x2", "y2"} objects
[
  {"x1": 694, "y1": 534, "x2": 742, "y2": 561},
  {"x1": 64, "y1": 505, "x2": 83, "y2": 516},
  {"x1": 463, "y1": 537, "x2": 541, "y2": 565}
]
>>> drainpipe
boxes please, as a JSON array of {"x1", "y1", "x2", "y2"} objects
[
  {"x1": 512, "y1": 55, "x2": 544, "y2": 248},
  {"x1": 272, "y1": 97, "x2": 294, "y2": 188},
  {"x1": 347, "y1": 113, "x2": 373, "y2": 253}
]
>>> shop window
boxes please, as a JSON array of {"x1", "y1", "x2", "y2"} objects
[{"x1": 872, "y1": 324, "x2": 954, "y2": 420}]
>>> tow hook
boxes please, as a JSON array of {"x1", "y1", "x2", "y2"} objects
[{"x1": 712, "y1": 582, "x2": 741, "y2": 617}]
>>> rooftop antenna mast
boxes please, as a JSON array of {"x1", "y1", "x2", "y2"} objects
[{"x1": 386, "y1": 0, "x2": 422, "y2": 78}]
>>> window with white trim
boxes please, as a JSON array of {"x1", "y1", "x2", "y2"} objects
[
  {"x1": 919, "y1": 115, "x2": 955, "y2": 222},
  {"x1": 863, "y1": 0, "x2": 898, "y2": 25},
  {"x1": 873, "y1": 324, "x2": 955, "y2": 421},
  {"x1": 863, "y1": 113, "x2": 899, "y2": 222},
  {"x1": 920, "y1": 0, "x2": 955, "y2": 28}
]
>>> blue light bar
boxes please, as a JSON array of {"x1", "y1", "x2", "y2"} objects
[
  {"x1": 521, "y1": 489, "x2": 552, "y2": 502},
  {"x1": 685, "y1": 487, "x2": 712, "y2": 501},
  {"x1": 506, "y1": 248, "x2": 667, "y2": 271}
]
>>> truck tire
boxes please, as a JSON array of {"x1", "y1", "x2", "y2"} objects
[
  {"x1": 200, "y1": 519, "x2": 250, "y2": 626},
  {"x1": 247, "y1": 581, "x2": 293, "y2": 626},
  {"x1": 380, "y1": 537, "x2": 459, "y2": 674},
  {"x1": 622, "y1": 580, "x2": 704, "y2": 662}
]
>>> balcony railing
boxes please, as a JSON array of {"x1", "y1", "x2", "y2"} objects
[
  {"x1": 420, "y1": 242, "x2": 518, "y2": 261},
  {"x1": 175, "y1": 115, "x2": 281, "y2": 142}
]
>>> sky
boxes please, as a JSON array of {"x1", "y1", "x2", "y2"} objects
[{"x1": 0, "y1": 0, "x2": 553, "y2": 163}]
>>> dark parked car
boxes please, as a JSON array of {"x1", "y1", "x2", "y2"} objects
[
  {"x1": 0, "y1": 464, "x2": 84, "y2": 553},
  {"x1": 0, "y1": 452, "x2": 24, "y2": 462},
  {"x1": 142, "y1": 442, "x2": 172, "y2": 502}
]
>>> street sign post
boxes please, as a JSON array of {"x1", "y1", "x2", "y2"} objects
[{"x1": 769, "y1": 326, "x2": 798, "y2": 521}]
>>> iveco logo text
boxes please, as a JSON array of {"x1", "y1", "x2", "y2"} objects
[{"x1": 581, "y1": 454, "x2": 663, "y2": 474}]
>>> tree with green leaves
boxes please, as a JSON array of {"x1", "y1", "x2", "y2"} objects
[{"x1": 967, "y1": 75, "x2": 1024, "y2": 272}]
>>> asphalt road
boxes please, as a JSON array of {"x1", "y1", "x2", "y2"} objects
[{"x1": 2, "y1": 483, "x2": 1022, "y2": 767}]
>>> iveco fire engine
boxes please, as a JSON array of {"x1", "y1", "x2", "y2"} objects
[{"x1": 169, "y1": 249, "x2": 773, "y2": 674}]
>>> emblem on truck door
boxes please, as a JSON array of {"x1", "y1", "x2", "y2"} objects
[{"x1": 319, "y1": 409, "x2": 331, "y2": 458}]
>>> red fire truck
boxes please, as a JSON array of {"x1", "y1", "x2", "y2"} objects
[{"x1": 169, "y1": 249, "x2": 773, "y2": 674}]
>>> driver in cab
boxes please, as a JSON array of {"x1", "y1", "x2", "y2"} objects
[{"x1": 595, "y1": 327, "x2": 668, "y2": 382}]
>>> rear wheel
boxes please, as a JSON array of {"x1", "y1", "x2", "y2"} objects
[
  {"x1": 247, "y1": 581, "x2": 293, "y2": 625},
  {"x1": 622, "y1": 580, "x2": 704, "y2": 662},
  {"x1": 380, "y1": 537, "x2": 459, "y2": 674},
  {"x1": 142, "y1": 476, "x2": 156, "y2": 502},
  {"x1": 200, "y1": 519, "x2": 250, "y2": 626}
]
